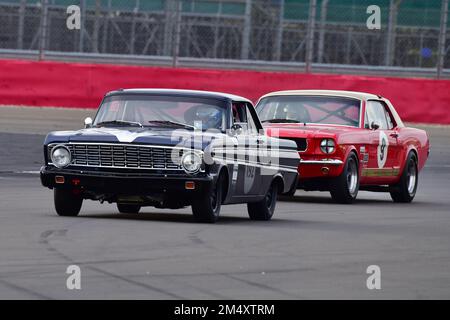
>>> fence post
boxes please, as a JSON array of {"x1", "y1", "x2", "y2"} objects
[
  {"x1": 385, "y1": 0, "x2": 401, "y2": 66},
  {"x1": 101, "y1": 0, "x2": 111, "y2": 53},
  {"x1": 317, "y1": 0, "x2": 328, "y2": 63},
  {"x1": 130, "y1": 0, "x2": 140, "y2": 55},
  {"x1": 79, "y1": 0, "x2": 86, "y2": 52},
  {"x1": 172, "y1": 0, "x2": 182, "y2": 67},
  {"x1": 212, "y1": 2, "x2": 222, "y2": 59},
  {"x1": 163, "y1": 0, "x2": 175, "y2": 56},
  {"x1": 437, "y1": 0, "x2": 448, "y2": 79},
  {"x1": 38, "y1": 0, "x2": 48, "y2": 60},
  {"x1": 305, "y1": 0, "x2": 317, "y2": 73},
  {"x1": 241, "y1": 0, "x2": 252, "y2": 60},
  {"x1": 93, "y1": 0, "x2": 101, "y2": 53},
  {"x1": 273, "y1": 0, "x2": 284, "y2": 61},
  {"x1": 17, "y1": 0, "x2": 26, "y2": 50}
]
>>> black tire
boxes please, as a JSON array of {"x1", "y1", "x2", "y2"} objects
[
  {"x1": 54, "y1": 188, "x2": 83, "y2": 217},
  {"x1": 247, "y1": 182, "x2": 278, "y2": 221},
  {"x1": 117, "y1": 203, "x2": 141, "y2": 214},
  {"x1": 330, "y1": 153, "x2": 360, "y2": 204},
  {"x1": 283, "y1": 179, "x2": 297, "y2": 197},
  {"x1": 390, "y1": 152, "x2": 418, "y2": 203},
  {"x1": 192, "y1": 174, "x2": 224, "y2": 223}
]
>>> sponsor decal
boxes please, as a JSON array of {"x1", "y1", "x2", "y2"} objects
[
  {"x1": 360, "y1": 145, "x2": 369, "y2": 164},
  {"x1": 363, "y1": 153, "x2": 369, "y2": 163}
]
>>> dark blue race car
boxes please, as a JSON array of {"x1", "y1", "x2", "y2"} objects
[{"x1": 41, "y1": 89, "x2": 299, "y2": 223}]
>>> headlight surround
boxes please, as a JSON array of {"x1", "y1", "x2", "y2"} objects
[
  {"x1": 181, "y1": 152, "x2": 202, "y2": 174},
  {"x1": 320, "y1": 139, "x2": 336, "y2": 154},
  {"x1": 51, "y1": 146, "x2": 72, "y2": 168}
]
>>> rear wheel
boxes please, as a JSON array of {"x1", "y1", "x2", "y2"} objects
[
  {"x1": 283, "y1": 179, "x2": 297, "y2": 197},
  {"x1": 117, "y1": 203, "x2": 141, "y2": 214},
  {"x1": 247, "y1": 182, "x2": 278, "y2": 221},
  {"x1": 330, "y1": 154, "x2": 359, "y2": 204},
  {"x1": 192, "y1": 174, "x2": 224, "y2": 223},
  {"x1": 390, "y1": 152, "x2": 418, "y2": 203},
  {"x1": 283, "y1": 188, "x2": 297, "y2": 197},
  {"x1": 54, "y1": 189, "x2": 82, "y2": 217}
]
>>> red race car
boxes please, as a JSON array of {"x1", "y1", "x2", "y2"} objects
[{"x1": 256, "y1": 90, "x2": 430, "y2": 204}]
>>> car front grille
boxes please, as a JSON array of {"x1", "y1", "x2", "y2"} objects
[
  {"x1": 48, "y1": 143, "x2": 186, "y2": 170},
  {"x1": 285, "y1": 138, "x2": 308, "y2": 152}
]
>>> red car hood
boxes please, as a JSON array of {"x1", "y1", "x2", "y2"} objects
[{"x1": 264, "y1": 123, "x2": 359, "y2": 139}]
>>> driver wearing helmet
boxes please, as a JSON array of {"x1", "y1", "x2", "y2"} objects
[
  {"x1": 283, "y1": 103, "x2": 311, "y2": 123},
  {"x1": 185, "y1": 105, "x2": 223, "y2": 130}
]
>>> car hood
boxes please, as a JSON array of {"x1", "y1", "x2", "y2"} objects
[
  {"x1": 44, "y1": 127, "x2": 221, "y2": 150},
  {"x1": 264, "y1": 123, "x2": 359, "y2": 139}
]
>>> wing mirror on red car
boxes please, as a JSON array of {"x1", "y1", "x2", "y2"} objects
[{"x1": 370, "y1": 122, "x2": 380, "y2": 130}]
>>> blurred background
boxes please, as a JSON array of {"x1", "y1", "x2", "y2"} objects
[{"x1": 0, "y1": 0, "x2": 448, "y2": 78}]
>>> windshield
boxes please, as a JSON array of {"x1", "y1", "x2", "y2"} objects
[
  {"x1": 257, "y1": 96, "x2": 361, "y2": 127},
  {"x1": 94, "y1": 94, "x2": 228, "y2": 131}
]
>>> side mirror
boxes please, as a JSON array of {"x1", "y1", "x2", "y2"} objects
[
  {"x1": 230, "y1": 123, "x2": 243, "y2": 136},
  {"x1": 84, "y1": 117, "x2": 93, "y2": 128},
  {"x1": 370, "y1": 121, "x2": 380, "y2": 130}
]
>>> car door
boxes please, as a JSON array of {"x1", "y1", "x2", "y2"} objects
[
  {"x1": 381, "y1": 100, "x2": 402, "y2": 176},
  {"x1": 231, "y1": 102, "x2": 262, "y2": 196},
  {"x1": 364, "y1": 100, "x2": 401, "y2": 183}
]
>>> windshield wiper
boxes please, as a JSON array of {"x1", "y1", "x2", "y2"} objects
[
  {"x1": 148, "y1": 120, "x2": 195, "y2": 130},
  {"x1": 261, "y1": 119, "x2": 301, "y2": 123},
  {"x1": 96, "y1": 120, "x2": 143, "y2": 127}
]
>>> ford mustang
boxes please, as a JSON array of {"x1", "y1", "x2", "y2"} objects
[
  {"x1": 256, "y1": 90, "x2": 429, "y2": 204},
  {"x1": 40, "y1": 89, "x2": 300, "y2": 222}
]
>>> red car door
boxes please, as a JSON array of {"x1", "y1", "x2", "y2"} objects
[
  {"x1": 364, "y1": 100, "x2": 401, "y2": 183},
  {"x1": 381, "y1": 100, "x2": 402, "y2": 176}
]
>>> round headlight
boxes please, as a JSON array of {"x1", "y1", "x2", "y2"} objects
[
  {"x1": 320, "y1": 139, "x2": 335, "y2": 154},
  {"x1": 51, "y1": 146, "x2": 71, "y2": 168},
  {"x1": 181, "y1": 152, "x2": 202, "y2": 174}
]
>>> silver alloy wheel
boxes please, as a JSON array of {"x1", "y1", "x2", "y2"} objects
[
  {"x1": 347, "y1": 158, "x2": 358, "y2": 196},
  {"x1": 407, "y1": 160, "x2": 417, "y2": 195}
]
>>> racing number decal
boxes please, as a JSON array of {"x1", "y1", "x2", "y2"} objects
[
  {"x1": 380, "y1": 139, "x2": 387, "y2": 160},
  {"x1": 243, "y1": 166, "x2": 256, "y2": 194},
  {"x1": 377, "y1": 131, "x2": 389, "y2": 169}
]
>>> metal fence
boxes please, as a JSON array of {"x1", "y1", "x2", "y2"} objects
[{"x1": 0, "y1": 0, "x2": 449, "y2": 78}]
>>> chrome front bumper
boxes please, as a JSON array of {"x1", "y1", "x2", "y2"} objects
[{"x1": 300, "y1": 159, "x2": 343, "y2": 165}]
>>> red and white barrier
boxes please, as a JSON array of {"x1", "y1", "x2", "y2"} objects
[{"x1": 0, "y1": 59, "x2": 449, "y2": 124}]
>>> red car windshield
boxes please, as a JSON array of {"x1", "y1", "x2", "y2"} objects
[{"x1": 257, "y1": 96, "x2": 361, "y2": 127}]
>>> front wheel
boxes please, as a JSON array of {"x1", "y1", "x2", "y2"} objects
[
  {"x1": 390, "y1": 152, "x2": 418, "y2": 203},
  {"x1": 247, "y1": 182, "x2": 278, "y2": 221},
  {"x1": 330, "y1": 154, "x2": 359, "y2": 204},
  {"x1": 54, "y1": 189, "x2": 83, "y2": 216},
  {"x1": 192, "y1": 174, "x2": 224, "y2": 223}
]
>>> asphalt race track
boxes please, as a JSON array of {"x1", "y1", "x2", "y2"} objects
[{"x1": 0, "y1": 106, "x2": 449, "y2": 299}]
